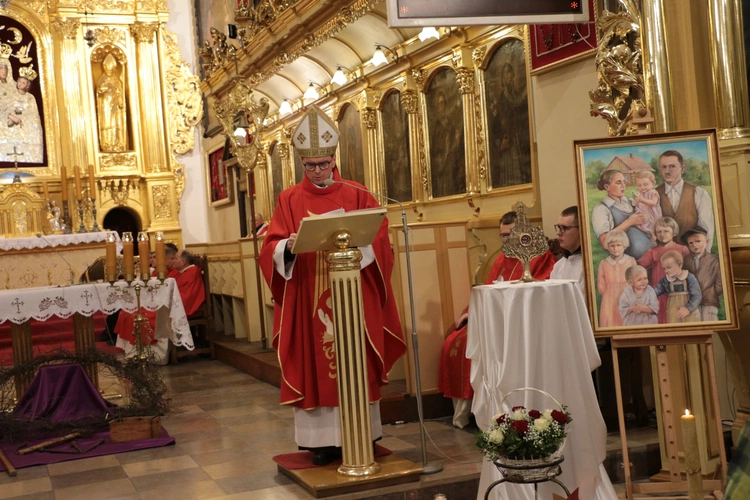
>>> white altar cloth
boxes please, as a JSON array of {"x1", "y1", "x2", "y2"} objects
[
  {"x1": 0, "y1": 232, "x2": 122, "y2": 252},
  {"x1": 0, "y1": 278, "x2": 193, "y2": 349},
  {"x1": 468, "y1": 279, "x2": 616, "y2": 500}
]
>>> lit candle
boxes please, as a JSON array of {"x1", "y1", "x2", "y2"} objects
[
  {"x1": 74, "y1": 165, "x2": 82, "y2": 200},
  {"x1": 137, "y1": 232, "x2": 150, "y2": 279},
  {"x1": 122, "y1": 232, "x2": 134, "y2": 281},
  {"x1": 155, "y1": 231, "x2": 166, "y2": 280},
  {"x1": 681, "y1": 409, "x2": 703, "y2": 500},
  {"x1": 105, "y1": 232, "x2": 118, "y2": 282},
  {"x1": 88, "y1": 164, "x2": 96, "y2": 200},
  {"x1": 60, "y1": 166, "x2": 68, "y2": 202},
  {"x1": 42, "y1": 181, "x2": 49, "y2": 199}
]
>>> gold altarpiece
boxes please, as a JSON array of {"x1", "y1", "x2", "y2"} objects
[{"x1": 0, "y1": 0, "x2": 201, "y2": 245}]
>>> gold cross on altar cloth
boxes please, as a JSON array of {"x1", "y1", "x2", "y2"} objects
[{"x1": 7, "y1": 145, "x2": 23, "y2": 183}]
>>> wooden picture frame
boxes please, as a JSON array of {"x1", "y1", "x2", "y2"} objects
[
  {"x1": 206, "y1": 144, "x2": 233, "y2": 207},
  {"x1": 574, "y1": 129, "x2": 738, "y2": 336}
]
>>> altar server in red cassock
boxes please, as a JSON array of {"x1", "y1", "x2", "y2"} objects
[
  {"x1": 173, "y1": 250, "x2": 205, "y2": 318},
  {"x1": 259, "y1": 105, "x2": 406, "y2": 465},
  {"x1": 438, "y1": 211, "x2": 556, "y2": 426}
]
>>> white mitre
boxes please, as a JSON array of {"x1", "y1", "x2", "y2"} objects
[{"x1": 291, "y1": 105, "x2": 339, "y2": 158}]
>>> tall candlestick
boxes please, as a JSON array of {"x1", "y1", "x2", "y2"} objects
[
  {"x1": 74, "y1": 165, "x2": 82, "y2": 200},
  {"x1": 88, "y1": 164, "x2": 96, "y2": 200},
  {"x1": 105, "y1": 232, "x2": 117, "y2": 282},
  {"x1": 122, "y1": 232, "x2": 134, "y2": 282},
  {"x1": 681, "y1": 409, "x2": 703, "y2": 500},
  {"x1": 42, "y1": 181, "x2": 49, "y2": 199},
  {"x1": 137, "y1": 232, "x2": 150, "y2": 279},
  {"x1": 60, "y1": 166, "x2": 68, "y2": 202},
  {"x1": 155, "y1": 231, "x2": 166, "y2": 281}
]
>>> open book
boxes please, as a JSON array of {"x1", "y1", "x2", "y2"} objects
[{"x1": 291, "y1": 207, "x2": 387, "y2": 254}]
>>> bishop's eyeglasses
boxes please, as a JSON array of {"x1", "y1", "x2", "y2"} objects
[{"x1": 302, "y1": 158, "x2": 333, "y2": 172}]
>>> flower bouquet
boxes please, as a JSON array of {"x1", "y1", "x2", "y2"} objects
[{"x1": 477, "y1": 388, "x2": 572, "y2": 482}]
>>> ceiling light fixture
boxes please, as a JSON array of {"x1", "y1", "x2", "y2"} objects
[
  {"x1": 370, "y1": 44, "x2": 398, "y2": 67},
  {"x1": 279, "y1": 99, "x2": 292, "y2": 116},
  {"x1": 330, "y1": 65, "x2": 351, "y2": 86},
  {"x1": 303, "y1": 82, "x2": 320, "y2": 100}
]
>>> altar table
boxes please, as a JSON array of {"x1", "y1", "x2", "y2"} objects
[
  {"x1": 0, "y1": 278, "x2": 193, "y2": 397},
  {"x1": 467, "y1": 279, "x2": 617, "y2": 500}
]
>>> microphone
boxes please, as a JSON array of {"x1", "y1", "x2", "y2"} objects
[
  {"x1": 36, "y1": 233, "x2": 76, "y2": 286},
  {"x1": 324, "y1": 178, "x2": 442, "y2": 474}
]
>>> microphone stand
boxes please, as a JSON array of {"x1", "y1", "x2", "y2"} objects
[{"x1": 327, "y1": 179, "x2": 442, "y2": 474}]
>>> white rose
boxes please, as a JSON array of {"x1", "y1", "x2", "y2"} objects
[
  {"x1": 492, "y1": 412, "x2": 505, "y2": 422},
  {"x1": 534, "y1": 418, "x2": 550, "y2": 432},
  {"x1": 542, "y1": 409, "x2": 554, "y2": 421},
  {"x1": 488, "y1": 428, "x2": 505, "y2": 444},
  {"x1": 513, "y1": 409, "x2": 526, "y2": 421}
]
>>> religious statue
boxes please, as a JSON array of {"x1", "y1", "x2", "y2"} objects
[
  {"x1": 0, "y1": 45, "x2": 15, "y2": 99},
  {"x1": 46, "y1": 199, "x2": 64, "y2": 233},
  {"x1": 96, "y1": 54, "x2": 128, "y2": 152},
  {"x1": 3, "y1": 64, "x2": 43, "y2": 162}
]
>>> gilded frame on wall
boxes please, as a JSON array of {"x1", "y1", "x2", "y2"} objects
[
  {"x1": 574, "y1": 129, "x2": 738, "y2": 336},
  {"x1": 206, "y1": 144, "x2": 234, "y2": 207}
]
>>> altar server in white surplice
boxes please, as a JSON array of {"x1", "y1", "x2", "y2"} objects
[{"x1": 550, "y1": 205, "x2": 584, "y2": 294}]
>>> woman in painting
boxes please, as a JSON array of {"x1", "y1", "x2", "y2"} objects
[{"x1": 591, "y1": 170, "x2": 655, "y2": 260}]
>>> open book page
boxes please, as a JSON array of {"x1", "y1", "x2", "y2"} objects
[{"x1": 291, "y1": 207, "x2": 387, "y2": 254}]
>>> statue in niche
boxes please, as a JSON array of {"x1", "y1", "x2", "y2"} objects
[
  {"x1": 4, "y1": 64, "x2": 42, "y2": 162},
  {"x1": 46, "y1": 199, "x2": 63, "y2": 233},
  {"x1": 96, "y1": 53, "x2": 128, "y2": 152}
]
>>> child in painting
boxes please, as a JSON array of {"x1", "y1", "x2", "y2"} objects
[
  {"x1": 597, "y1": 230, "x2": 637, "y2": 327},
  {"x1": 631, "y1": 171, "x2": 662, "y2": 238},
  {"x1": 654, "y1": 250, "x2": 702, "y2": 323},
  {"x1": 637, "y1": 217, "x2": 690, "y2": 323},
  {"x1": 619, "y1": 265, "x2": 659, "y2": 325},
  {"x1": 682, "y1": 226, "x2": 723, "y2": 322}
]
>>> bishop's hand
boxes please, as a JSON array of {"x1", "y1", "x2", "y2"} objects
[{"x1": 287, "y1": 233, "x2": 297, "y2": 251}]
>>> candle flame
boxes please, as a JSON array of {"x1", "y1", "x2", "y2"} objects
[{"x1": 685, "y1": 409, "x2": 690, "y2": 416}]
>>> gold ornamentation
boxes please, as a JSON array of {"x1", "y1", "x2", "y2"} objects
[
  {"x1": 401, "y1": 90, "x2": 418, "y2": 114},
  {"x1": 200, "y1": 28, "x2": 232, "y2": 79},
  {"x1": 79, "y1": 0, "x2": 136, "y2": 12},
  {"x1": 363, "y1": 108, "x2": 377, "y2": 129},
  {"x1": 130, "y1": 23, "x2": 158, "y2": 44},
  {"x1": 412, "y1": 69, "x2": 427, "y2": 92},
  {"x1": 95, "y1": 54, "x2": 128, "y2": 152},
  {"x1": 18, "y1": 64, "x2": 37, "y2": 81},
  {"x1": 0, "y1": 44, "x2": 11, "y2": 59},
  {"x1": 416, "y1": 112, "x2": 428, "y2": 192},
  {"x1": 236, "y1": 0, "x2": 299, "y2": 33},
  {"x1": 214, "y1": 78, "x2": 269, "y2": 171},
  {"x1": 162, "y1": 29, "x2": 203, "y2": 155},
  {"x1": 171, "y1": 156, "x2": 185, "y2": 212},
  {"x1": 93, "y1": 27, "x2": 126, "y2": 45},
  {"x1": 456, "y1": 67, "x2": 475, "y2": 95},
  {"x1": 51, "y1": 18, "x2": 81, "y2": 40},
  {"x1": 277, "y1": 142, "x2": 289, "y2": 160},
  {"x1": 472, "y1": 46, "x2": 487, "y2": 67},
  {"x1": 101, "y1": 178, "x2": 135, "y2": 205},
  {"x1": 100, "y1": 153, "x2": 136, "y2": 169},
  {"x1": 501, "y1": 203, "x2": 549, "y2": 283},
  {"x1": 451, "y1": 50, "x2": 462, "y2": 69},
  {"x1": 371, "y1": 91, "x2": 382, "y2": 107},
  {"x1": 589, "y1": 0, "x2": 644, "y2": 136},
  {"x1": 152, "y1": 185, "x2": 171, "y2": 219},
  {"x1": 473, "y1": 93, "x2": 486, "y2": 179}
]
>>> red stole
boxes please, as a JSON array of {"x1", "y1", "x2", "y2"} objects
[{"x1": 259, "y1": 168, "x2": 406, "y2": 409}]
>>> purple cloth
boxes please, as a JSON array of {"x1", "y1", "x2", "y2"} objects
[
  {"x1": 12, "y1": 364, "x2": 116, "y2": 422},
  {"x1": 0, "y1": 429, "x2": 175, "y2": 472}
]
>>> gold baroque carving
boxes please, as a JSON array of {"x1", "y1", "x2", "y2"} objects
[
  {"x1": 277, "y1": 142, "x2": 289, "y2": 160},
  {"x1": 371, "y1": 91, "x2": 382, "y2": 107},
  {"x1": 80, "y1": 0, "x2": 133, "y2": 12},
  {"x1": 100, "y1": 178, "x2": 136, "y2": 205},
  {"x1": 363, "y1": 108, "x2": 377, "y2": 129},
  {"x1": 214, "y1": 79, "x2": 269, "y2": 170},
  {"x1": 416, "y1": 112, "x2": 428, "y2": 193},
  {"x1": 93, "y1": 27, "x2": 126, "y2": 45},
  {"x1": 412, "y1": 69, "x2": 427, "y2": 92},
  {"x1": 472, "y1": 46, "x2": 486, "y2": 67},
  {"x1": 456, "y1": 67, "x2": 475, "y2": 95},
  {"x1": 589, "y1": 0, "x2": 645, "y2": 136},
  {"x1": 401, "y1": 90, "x2": 417, "y2": 114},
  {"x1": 162, "y1": 29, "x2": 203, "y2": 155},
  {"x1": 152, "y1": 185, "x2": 172, "y2": 219},
  {"x1": 51, "y1": 18, "x2": 81, "y2": 40},
  {"x1": 199, "y1": 28, "x2": 232, "y2": 80},
  {"x1": 100, "y1": 153, "x2": 136, "y2": 169},
  {"x1": 130, "y1": 23, "x2": 158, "y2": 44},
  {"x1": 171, "y1": 156, "x2": 185, "y2": 212},
  {"x1": 236, "y1": 0, "x2": 299, "y2": 35},
  {"x1": 473, "y1": 93, "x2": 486, "y2": 180}
]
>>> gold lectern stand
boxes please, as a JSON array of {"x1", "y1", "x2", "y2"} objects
[{"x1": 276, "y1": 209, "x2": 422, "y2": 497}]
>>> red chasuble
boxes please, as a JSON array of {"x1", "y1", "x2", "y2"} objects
[
  {"x1": 176, "y1": 265, "x2": 206, "y2": 319},
  {"x1": 114, "y1": 268, "x2": 180, "y2": 345},
  {"x1": 259, "y1": 168, "x2": 406, "y2": 410},
  {"x1": 438, "y1": 251, "x2": 556, "y2": 399}
]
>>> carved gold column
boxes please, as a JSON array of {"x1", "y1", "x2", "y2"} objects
[
  {"x1": 363, "y1": 107, "x2": 385, "y2": 199},
  {"x1": 456, "y1": 64, "x2": 480, "y2": 195},
  {"x1": 278, "y1": 140, "x2": 294, "y2": 189},
  {"x1": 255, "y1": 144, "x2": 273, "y2": 221},
  {"x1": 131, "y1": 23, "x2": 168, "y2": 173},
  {"x1": 52, "y1": 18, "x2": 87, "y2": 169},
  {"x1": 641, "y1": 0, "x2": 676, "y2": 132},
  {"x1": 326, "y1": 232, "x2": 379, "y2": 476}
]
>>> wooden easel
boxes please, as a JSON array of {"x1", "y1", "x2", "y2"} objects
[{"x1": 612, "y1": 331, "x2": 727, "y2": 499}]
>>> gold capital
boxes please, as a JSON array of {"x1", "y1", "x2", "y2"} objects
[
  {"x1": 401, "y1": 90, "x2": 418, "y2": 114},
  {"x1": 52, "y1": 17, "x2": 81, "y2": 40},
  {"x1": 363, "y1": 108, "x2": 377, "y2": 129},
  {"x1": 457, "y1": 67, "x2": 475, "y2": 95},
  {"x1": 130, "y1": 23, "x2": 158, "y2": 43}
]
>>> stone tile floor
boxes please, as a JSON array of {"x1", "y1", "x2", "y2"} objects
[{"x1": 1, "y1": 359, "x2": 632, "y2": 499}]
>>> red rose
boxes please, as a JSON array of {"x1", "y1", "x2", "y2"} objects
[
  {"x1": 511, "y1": 405, "x2": 525, "y2": 412},
  {"x1": 495, "y1": 414, "x2": 506, "y2": 425},
  {"x1": 551, "y1": 410, "x2": 569, "y2": 425},
  {"x1": 528, "y1": 410, "x2": 541, "y2": 419},
  {"x1": 510, "y1": 420, "x2": 529, "y2": 436}
]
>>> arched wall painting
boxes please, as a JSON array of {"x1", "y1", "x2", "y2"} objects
[
  {"x1": 426, "y1": 68, "x2": 465, "y2": 199},
  {"x1": 269, "y1": 144, "x2": 283, "y2": 207},
  {"x1": 0, "y1": 17, "x2": 46, "y2": 168},
  {"x1": 485, "y1": 39, "x2": 532, "y2": 189},
  {"x1": 337, "y1": 105, "x2": 365, "y2": 185},
  {"x1": 382, "y1": 90, "x2": 412, "y2": 203}
]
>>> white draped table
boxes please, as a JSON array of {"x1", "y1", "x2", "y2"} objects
[{"x1": 467, "y1": 279, "x2": 617, "y2": 500}]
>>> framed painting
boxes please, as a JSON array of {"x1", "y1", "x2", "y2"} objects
[
  {"x1": 574, "y1": 129, "x2": 738, "y2": 336},
  {"x1": 426, "y1": 67, "x2": 465, "y2": 199},
  {"x1": 529, "y1": 0, "x2": 597, "y2": 74},
  {"x1": 207, "y1": 145, "x2": 233, "y2": 207}
]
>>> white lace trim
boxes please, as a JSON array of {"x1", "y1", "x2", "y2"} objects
[{"x1": 0, "y1": 232, "x2": 122, "y2": 252}]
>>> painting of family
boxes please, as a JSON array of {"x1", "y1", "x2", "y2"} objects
[{"x1": 575, "y1": 130, "x2": 736, "y2": 334}]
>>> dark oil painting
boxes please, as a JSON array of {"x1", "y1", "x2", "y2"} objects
[
  {"x1": 426, "y1": 68, "x2": 465, "y2": 199},
  {"x1": 337, "y1": 104, "x2": 366, "y2": 185},
  {"x1": 382, "y1": 90, "x2": 412, "y2": 202},
  {"x1": 269, "y1": 142, "x2": 283, "y2": 208}
]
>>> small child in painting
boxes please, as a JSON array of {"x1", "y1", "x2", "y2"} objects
[
  {"x1": 631, "y1": 171, "x2": 662, "y2": 238},
  {"x1": 654, "y1": 250, "x2": 702, "y2": 323},
  {"x1": 682, "y1": 226, "x2": 723, "y2": 322},
  {"x1": 597, "y1": 230, "x2": 637, "y2": 327},
  {"x1": 619, "y1": 265, "x2": 659, "y2": 326}
]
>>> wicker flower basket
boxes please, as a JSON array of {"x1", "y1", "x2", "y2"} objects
[{"x1": 493, "y1": 387, "x2": 567, "y2": 483}]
